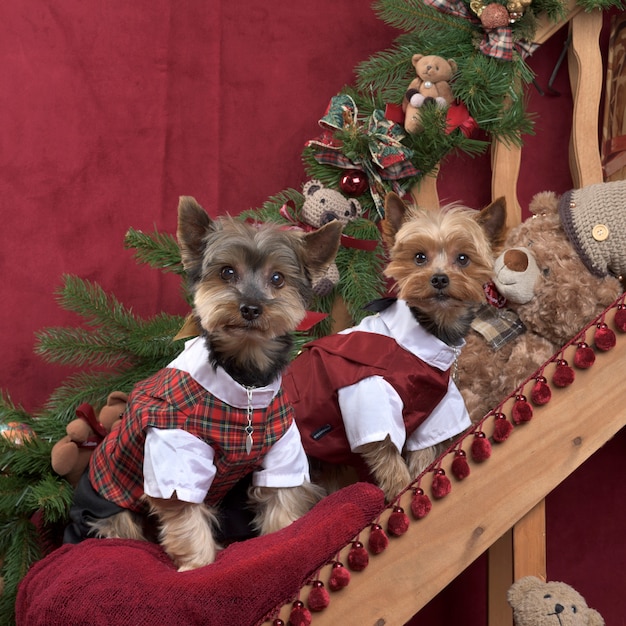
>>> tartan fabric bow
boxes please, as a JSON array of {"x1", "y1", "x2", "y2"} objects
[
  {"x1": 423, "y1": 0, "x2": 538, "y2": 61},
  {"x1": 306, "y1": 94, "x2": 419, "y2": 218}
]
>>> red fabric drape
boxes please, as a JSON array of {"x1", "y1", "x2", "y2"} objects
[{"x1": 2, "y1": 2, "x2": 624, "y2": 623}]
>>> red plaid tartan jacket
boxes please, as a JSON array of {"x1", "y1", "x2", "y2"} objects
[{"x1": 89, "y1": 367, "x2": 293, "y2": 511}]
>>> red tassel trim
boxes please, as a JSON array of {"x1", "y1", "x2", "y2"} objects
[
  {"x1": 431, "y1": 468, "x2": 452, "y2": 499},
  {"x1": 347, "y1": 541, "x2": 369, "y2": 571},
  {"x1": 289, "y1": 601, "x2": 312, "y2": 626},
  {"x1": 368, "y1": 524, "x2": 389, "y2": 554},
  {"x1": 387, "y1": 506, "x2": 410, "y2": 536},
  {"x1": 308, "y1": 581, "x2": 330, "y2": 612},
  {"x1": 530, "y1": 376, "x2": 551, "y2": 405},
  {"x1": 492, "y1": 412, "x2": 513, "y2": 442},
  {"x1": 451, "y1": 449, "x2": 470, "y2": 480},
  {"x1": 511, "y1": 395, "x2": 533, "y2": 424},
  {"x1": 573, "y1": 342, "x2": 595, "y2": 369},
  {"x1": 594, "y1": 323, "x2": 616, "y2": 351},
  {"x1": 328, "y1": 562, "x2": 351, "y2": 591},
  {"x1": 471, "y1": 431, "x2": 492, "y2": 462},
  {"x1": 552, "y1": 359, "x2": 575, "y2": 388},
  {"x1": 614, "y1": 305, "x2": 626, "y2": 332},
  {"x1": 410, "y1": 488, "x2": 432, "y2": 519}
]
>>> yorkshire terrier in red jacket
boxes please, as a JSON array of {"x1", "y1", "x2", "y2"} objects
[
  {"x1": 284, "y1": 192, "x2": 506, "y2": 501},
  {"x1": 65, "y1": 196, "x2": 342, "y2": 571}
]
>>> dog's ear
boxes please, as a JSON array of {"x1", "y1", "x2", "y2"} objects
[
  {"x1": 475, "y1": 196, "x2": 508, "y2": 252},
  {"x1": 381, "y1": 193, "x2": 409, "y2": 247},
  {"x1": 301, "y1": 220, "x2": 343, "y2": 274},
  {"x1": 177, "y1": 196, "x2": 214, "y2": 274}
]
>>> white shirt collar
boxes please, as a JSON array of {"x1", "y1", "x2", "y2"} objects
[
  {"x1": 166, "y1": 337, "x2": 281, "y2": 409},
  {"x1": 348, "y1": 299, "x2": 463, "y2": 371}
]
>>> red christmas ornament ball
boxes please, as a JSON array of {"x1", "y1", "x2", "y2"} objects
[
  {"x1": 339, "y1": 170, "x2": 368, "y2": 197},
  {"x1": 480, "y1": 3, "x2": 510, "y2": 28}
]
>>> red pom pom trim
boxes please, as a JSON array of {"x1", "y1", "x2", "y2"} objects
[
  {"x1": 347, "y1": 541, "x2": 369, "y2": 571},
  {"x1": 594, "y1": 323, "x2": 616, "y2": 351},
  {"x1": 289, "y1": 601, "x2": 312, "y2": 626},
  {"x1": 471, "y1": 431, "x2": 492, "y2": 462},
  {"x1": 431, "y1": 468, "x2": 452, "y2": 499},
  {"x1": 614, "y1": 305, "x2": 626, "y2": 332},
  {"x1": 328, "y1": 562, "x2": 351, "y2": 591},
  {"x1": 530, "y1": 376, "x2": 552, "y2": 405},
  {"x1": 451, "y1": 449, "x2": 470, "y2": 480},
  {"x1": 410, "y1": 488, "x2": 432, "y2": 519},
  {"x1": 492, "y1": 412, "x2": 513, "y2": 442},
  {"x1": 368, "y1": 524, "x2": 389, "y2": 554},
  {"x1": 573, "y1": 342, "x2": 595, "y2": 369},
  {"x1": 308, "y1": 581, "x2": 330, "y2": 612},
  {"x1": 552, "y1": 359, "x2": 575, "y2": 388},
  {"x1": 387, "y1": 506, "x2": 410, "y2": 536},
  {"x1": 512, "y1": 395, "x2": 533, "y2": 424}
]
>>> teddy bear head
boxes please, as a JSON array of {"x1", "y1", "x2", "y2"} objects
[
  {"x1": 491, "y1": 190, "x2": 623, "y2": 349},
  {"x1": 411, "y1": 53, "x2": 457, "y2": 84},
  {"x1": 507, "y1": 576, "x2": 604, "y2": 626},
  {"x1": 300, "y1": 180, "x2": 362, "y2": 228}
]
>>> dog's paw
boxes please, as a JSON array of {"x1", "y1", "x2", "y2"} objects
[{"x1": 375, "y1": 462, "x2": 411, "y2": 502}]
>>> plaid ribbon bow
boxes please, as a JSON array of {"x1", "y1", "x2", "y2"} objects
[
  {"x1": 423, "y1": 0, "x2": 538, "y2": 61},
  {"x1": 306, "y1": 94, "x2": 420, "y2": 218}
]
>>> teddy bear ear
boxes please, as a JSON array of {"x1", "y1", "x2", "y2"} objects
[
  {"x1": 528, "y1": 191, "x2": 559, "y2": 217},
  {"x1": 507, "y1": 575, "x2": 543, "y2": 606},
  {"x1": 448, "y1": 58, "x2": 458, "y2": 73},
  {"x1": 411, "y1": 53, "x2": 424, "y2": 67},
  {"x1": 303, "y1": 179, "x2": 323, "y2": 196},
  {"x1": 106, "y1": 391, "x2": 128, "y2": 406},
  {"x1": 587, "y1": 608, "x2": 606, "y2": 626}
]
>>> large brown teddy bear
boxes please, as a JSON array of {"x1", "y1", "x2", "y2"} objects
[
  {"x1": 457, "y1": 188, "x2": 624, "y2": 423},
  {"x1": 402, "y1": 53, "x2": 457, "y2": 134},
  {"x1": 507, "y1": 576, "x2": 605, "y2": 625},
  {"x1": 50, "y1": 391, "x2": 128, "y2": 487}
]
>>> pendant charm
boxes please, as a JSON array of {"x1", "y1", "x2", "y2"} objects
[{"x1": 245, "y1": 426, "x2": 254, "y2": 455}]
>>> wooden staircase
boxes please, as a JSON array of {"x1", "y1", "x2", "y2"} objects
[{"x1": 266, "y1": 5, "x2": 624, "y2": 624}]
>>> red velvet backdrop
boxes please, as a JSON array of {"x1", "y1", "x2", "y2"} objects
[{"x1": 2, "y1": 2, "x2": 624, "y2": 623}]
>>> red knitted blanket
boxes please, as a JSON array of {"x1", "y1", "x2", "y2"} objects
[{"x1": 16, "y1": 482, "x2": 384, "y2": 626}]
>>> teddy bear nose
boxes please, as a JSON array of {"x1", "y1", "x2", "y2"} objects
[
  {"x1": 554, "y1": 603, "x2": 564, "y2": 614},
  {"x1": 320, "y1": 212, "x2": 339, "y2": 225},
  {"x1": 503, "y1": 248, "x2": 529, "y2": 272}
]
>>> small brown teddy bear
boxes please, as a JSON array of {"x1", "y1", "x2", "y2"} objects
[
  {"x1": 507, "y1": 576, "x2": 605, "y2": 625},
  {"x1": 300, "y1": 179, "x2": 362, "y2": 296},
  {"x1": 50, "y1": 391, "x2": 128, "y2": 487},
  {"x1": 403, "y1": 53, "x2": 457, "y2": 134},
  {"x1": 457, "y1": 189, "x2": 623, "y2": 422}
]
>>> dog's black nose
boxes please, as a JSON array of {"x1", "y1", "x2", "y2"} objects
[
  {"x1": 240, "y1": 303, "x2": 262, "y2": 320},
  {"x1": 430, "y1": 274, "x2": 449, "y2": 290}
]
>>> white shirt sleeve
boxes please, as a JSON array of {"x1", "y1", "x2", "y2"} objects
[
  {"x1": 143, "y1": 427, "x2": 216, "y2": 503},
  {"x1": 405, "y1": 378, "x2": 471, "y2": 451},
  {"x1": 337, "y1": 375, "x2": 406, "y2": 454},
  {"x1": 252, "y1": 421, "x2": 310, "y2": 488}
]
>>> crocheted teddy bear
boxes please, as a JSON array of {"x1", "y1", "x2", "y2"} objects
[
  {"x1": 403, "y1": 54, "x2": 457, "y2": 134},
  {"x1": 507, "y1": 576, "x2": 605, "y2": 625},
  {"x1": 300, "y1": 179, "x2": 362, "y2": 296},
  {"x1": 457, "y1": 189, "x2": 623, "y2": 423}
]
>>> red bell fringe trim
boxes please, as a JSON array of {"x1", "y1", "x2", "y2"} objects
[{"x1": 267, "y1": 292, "x2": 626, "y2": 625}]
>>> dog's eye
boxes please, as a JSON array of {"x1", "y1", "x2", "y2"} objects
[
  {"x1": 456, "y1": 254, "x2": 470, "y2": 267},
  {"x1": 414, "y1": 252, "x2": 428, "y2": 265},
  {"x1": 270, "y1": 272, "x2": 285, "y2": 288},
  {"x1": 220, "y1": 266, "x2": 236, "y2": 282}
]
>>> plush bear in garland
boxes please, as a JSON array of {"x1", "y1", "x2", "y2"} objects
[
  {"x1": 403, "y1": 54, "x2": 457, "y2": 134},
  {"x1": 507, "y1": 576, "x2": 605, "y2": 626},
  {"x1": 299, "y1": 179, "x2": 362, "y2": 296},
  {"x1": 457, "y1": 188, "x2": 624, "y2": 423},
  {"x1": 50, "y1": 391, "x2": 128, "y2": 488}
]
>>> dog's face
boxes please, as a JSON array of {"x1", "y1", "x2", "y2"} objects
[
  {"x1": 381, "y1": 193, "x2": 507, "y2": 343},
  {"x1": 177, "y1": 196, "x2": 342, "y2": 385}
]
